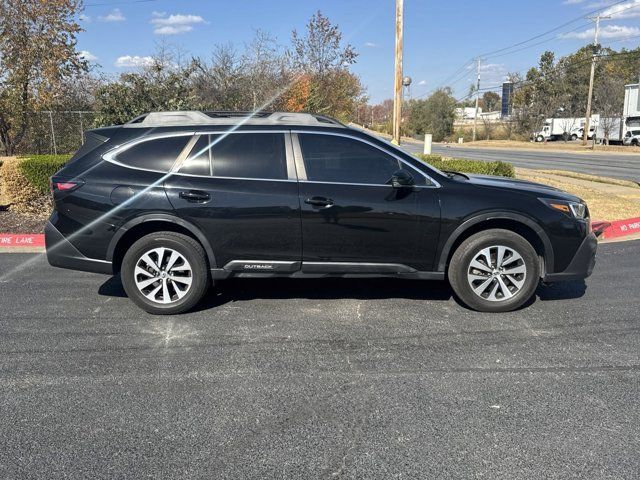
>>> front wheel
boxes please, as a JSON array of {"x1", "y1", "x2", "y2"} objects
[
  {"x1": 448, "y1": 229, "x2": 540, "y2": 312},
  {"x1": 535, "y1": 135, "x2": 544, "y2": 142},
  {"x1": 571, "y1": 134, "x2": 578, "y2": 141},
  {"x1": 121, "y1": 231, "x2": 211, "y2": 315}
]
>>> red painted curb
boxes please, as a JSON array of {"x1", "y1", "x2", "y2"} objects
[
  {"x1": 0, "y1": 234, "x2": 45, "y2": 247},
  {"x1": 593, "y1": 217, "x2": 640, "y2": 239}
]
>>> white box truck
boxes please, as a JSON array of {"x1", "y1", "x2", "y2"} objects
[{"x1": 533, "y1": 116, "x2": 598, "y2": 142}]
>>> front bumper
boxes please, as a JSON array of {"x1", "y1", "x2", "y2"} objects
[
  {"x1": 45, "y1": 221, "x2": 112, "y2": 275},
  {"x1": 543, "y1": 232, "x2": 597, "y2": 282}
]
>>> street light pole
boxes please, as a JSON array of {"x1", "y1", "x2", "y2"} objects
[
  {"x1": 392, "y1": 0, "x2": 404, "y2": 145},
  {"x1": 583, "y1": 13, "x2": 609, "y2": 145}
]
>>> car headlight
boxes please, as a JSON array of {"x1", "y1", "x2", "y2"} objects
[{"x1": 539, "y1": 198, "x2": 588, "y2": 219}]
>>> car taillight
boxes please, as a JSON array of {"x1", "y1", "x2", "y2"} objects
[{"x1": 50, "y1": 177, "x2": 84, "y2": 194}]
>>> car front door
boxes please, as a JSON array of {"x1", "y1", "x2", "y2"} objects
[
  {"x1": 164, "y1": 131, "x2": 302, "y2": 273},
  {"x1": 294, "y1": 131, "x2": 441, "y2": 273}
]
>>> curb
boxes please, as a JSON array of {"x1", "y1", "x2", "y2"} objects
[
  {"x1": 0, "y1": 233, "x2": 45, "y2": 248},
  {"x1": 1, "y1": 218, "x2": 639, "y2": 253},
  {"x1": 592, "y1": 217, "x2": 640, "y2": 240}
]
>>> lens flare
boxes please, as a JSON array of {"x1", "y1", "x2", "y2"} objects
[{"x1": 0, "y1": 78, "x2": 301, "y2": 284}]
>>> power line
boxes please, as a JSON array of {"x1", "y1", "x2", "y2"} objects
[{"x1": 478, "y1": 0, "x2": 630, "y2": 59}]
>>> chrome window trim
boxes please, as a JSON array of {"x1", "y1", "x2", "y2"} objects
[
  {"x1": 291, "y1": 129, "x2": 442, "y2": 188},
  {"x1": 173, "y1": 134, "x2": 201, "y2": 173},
  {"x1": 290, "y1": 133, "x2": 307, "y2": 181},
  {"x1": 283, "y1": 132, "x2": 297, "y2": 180},
  {"x1": 104, "y1": 157, "x2": 297, "y2": 183},
  {"x1": 103, "y1": 130, "x2": 294, "y2": 182},
  {"x1": 102, "y1": 131, "x2": 196, "y2": 165}
]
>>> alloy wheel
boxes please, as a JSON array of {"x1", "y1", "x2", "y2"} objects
[
  {"x1": 466, "y1": 245, "x2": 527, "y2": 302},
  {"x1": 134, "y1": 247, "x2": 193, "y2": 304}
]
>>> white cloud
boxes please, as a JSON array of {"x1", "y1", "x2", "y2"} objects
[
  {"x1": 559, "y1": 24, "x2": 640, "y2": 39},
  {"x1": 99, "y1": 8, "x2": 125, "y2": 22},
  {"x1": 79, "y1": 13, "x2": 91, "y2": 23},
  {"x1": 78, "y1": 50, "x2": 98, "y2": 62},
  {"x1": 418, "y1": 80, "x2": 427, "y2": 86},
  {"x1": 479, "y1": 63, "x2": 509, "y2": 84},
  {"x1": 563, "y1": 0, "x2": 584, "y2": 4},
  {"x1": 114, "y1": 55, "x2": 154, "y2": 68},
  {"x1": 151, "y1": 11, "x2": 167, "y2": 17},
  {"x1": 602, "y1": 0, "x2": 640, "y2": 19},
  {"x1": 363, "y1": 41, "x2": 378, "y2": 48},
  {"x1": 150, "y1": 13, "x2": 206, "y2": 35}
]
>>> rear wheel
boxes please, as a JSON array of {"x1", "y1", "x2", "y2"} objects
[
  {"x1": 448, "y1": 229, "x2": 540, "y2": 312},
  {"x1": 121, "y1": 231, "x2": 210, "y2": 315}
]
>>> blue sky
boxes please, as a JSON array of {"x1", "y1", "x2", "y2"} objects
[{"x1": 77, "y1": 0, "x2": 640, "y2": 103}]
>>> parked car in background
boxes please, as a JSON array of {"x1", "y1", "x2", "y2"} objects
[{"x1": 45, "y1": 111, "x2": 597, "y2": 314}]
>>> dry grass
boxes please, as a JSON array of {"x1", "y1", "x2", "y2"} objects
[
  {"x1": 536, "y1": 170, "x2": 640, "y2": 188},
  {"x1": 458, "y1": 139, "x2": 640, "y2": 154},
  {"x1": 517, "y1": 168, "x2": 640, "y2": 221}
]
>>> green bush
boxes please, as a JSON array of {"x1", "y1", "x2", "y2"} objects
[
  {"x1": 416, "y1": 154, "x2": 515, "y2": 178},
  {"x1": 17, "y1": 154, "x2": 71, "y2": 194}
]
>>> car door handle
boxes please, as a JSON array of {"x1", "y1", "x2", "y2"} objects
[
  {"x1": 179, "y1": 190, "x2": 211, "y2": 203},
  {"x1": 305, "y1": 196, "x2": 334, "y2": 208}
]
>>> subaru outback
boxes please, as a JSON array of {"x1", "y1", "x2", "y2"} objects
[{"x1": 45, "y1": 111, "x2": 597, "y2": 314}]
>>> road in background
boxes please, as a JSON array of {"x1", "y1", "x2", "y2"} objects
[
  {"x1": 1, "y1": 241, "x2": 639, "y2": 478},
  {"x1": 398, "y1": 141, "x2": 640, "y2": 182}
]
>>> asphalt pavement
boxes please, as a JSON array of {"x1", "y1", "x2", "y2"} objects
[
  {"x1": 1, "y1": 241, "x2": 640, "y2": 479},
  {"x1": 399, "y1": 142, "x2": 640, "y2": 182}
]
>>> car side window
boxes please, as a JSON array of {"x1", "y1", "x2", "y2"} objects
[
  {"x1": 298, "y1": 134, "x2": 401, "y2": 185},
  {"x1": 116, "y1": 136, "x2": 190, "y2": 172},
  {"x1": 208, "y1": 133, "x2": 287, "y2": 180}
]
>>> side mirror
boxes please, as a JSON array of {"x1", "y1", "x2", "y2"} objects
[{"x1": 389, "y1": 169, "x2": 415, "y2": 189}]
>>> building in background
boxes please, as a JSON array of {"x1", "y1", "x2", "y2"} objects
[{"x1": 501, "y1": 82, "x2": 513, "y2": 118}]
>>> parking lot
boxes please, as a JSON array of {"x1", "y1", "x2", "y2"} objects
[{"x1": 1, "y1": 240, "x2": 639, "y2": 479}]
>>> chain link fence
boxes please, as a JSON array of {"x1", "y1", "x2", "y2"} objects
[{"x1": 14, "y1": 111, "x2": 97, "y2": 155}]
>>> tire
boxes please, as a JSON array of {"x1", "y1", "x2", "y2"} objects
[
  {"x1": 535, "y1": 135, "x2": 544, "y2": 142},
  {"x1": 448, "y1": 229, "x2": 540, "y2": 312},
  {"x1": 121, "y1": 231, "x2": 211, "y2": 315},
  {"x1": 571, "y1": 134, "x2": 578, "y2": 141},
  {"x1": 632, "y1": 139, "x2": 639, "y2": 147}
]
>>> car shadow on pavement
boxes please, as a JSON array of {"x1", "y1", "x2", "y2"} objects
[
  {"x1": 98, "y1": 275, "x2": 587, "y2": 311},
  {"x1": 536, "y1": 280, "x2": 587, "y2": 301},
  {"x1": 98, "y1": 275, "x2": 454, "y2": 308}
]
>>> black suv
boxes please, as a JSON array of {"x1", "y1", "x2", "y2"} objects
[{"x1": 45, "y1": 111, "x2": 597, "y2": 314}]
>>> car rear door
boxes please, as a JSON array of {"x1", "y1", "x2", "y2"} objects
[
  {"x1": 163, "y1": 131, "x2": 302, "y2": 272},
  {"x1": 293, "y1": 131, "x2": 441, "y2": 273}
]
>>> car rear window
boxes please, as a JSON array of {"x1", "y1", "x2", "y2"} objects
[{"x1": 116, "y1": 136, "x2": 190, "y2": 172}]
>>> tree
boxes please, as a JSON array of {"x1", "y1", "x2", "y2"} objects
[
  {"x1": 0, "y1": 0, "x2": 87, "y2": 155},
  {"x1": 594, "y1": 73, "x2": 625, "y2": 144},
  {"x1": 481, "y1": 92, "x2": 501, "y2": 112},
  {"x1": 291, "y1": 10, "x2": 357, "y2": 75},
  {"x1": 94, "y1": 46, "x2": 198, "y2": 126},
  {"x1": 288, "y1": 11, "x2": 364, "y2": 121},
  {"x1": 406, "y1": 88, "x2": 456, "y2": 141}
]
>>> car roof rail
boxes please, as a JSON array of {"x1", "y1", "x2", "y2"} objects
[{"x1": 121, "y1": 111, "x2": 347, "y2": 128}]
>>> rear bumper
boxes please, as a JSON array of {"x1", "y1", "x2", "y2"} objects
[
  {"x1": 543, "y1": 232, "x2": 597, "y2": 282},
  {"x1": 45, "y1": 221, "x2": 112, "y2": 275}
]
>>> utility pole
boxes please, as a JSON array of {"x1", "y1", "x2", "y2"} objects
[
  {"x1": 583, "y1": 13, "x2": 609, "y2": 145},
  {"x1": 392, "y1": 0, "x2": 404, "y2": 145},
  {"x1": 472, "y1": 57, "x2": 481, "y2": 142}
]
